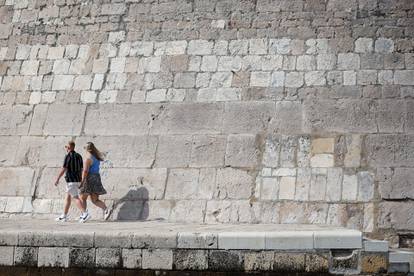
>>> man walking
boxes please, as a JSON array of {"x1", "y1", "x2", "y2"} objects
[{"x1": 54, "y1": 141, "x2": 90, "y2": 223}]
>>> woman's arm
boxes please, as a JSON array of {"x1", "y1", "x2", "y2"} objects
[{"x1": 81, "y1": 158, "x2": 92, "y2": 186}]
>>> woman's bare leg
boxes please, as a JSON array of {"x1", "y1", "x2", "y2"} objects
[
  {"x1": 90, "y1": 193, "x2": 107, "y2": 210},
  {"x1": 80, "y1": 193, "x2": 89, "y2": 210}
]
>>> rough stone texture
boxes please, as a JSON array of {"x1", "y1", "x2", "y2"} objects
[{"x1": 0, "y1": 0, "x2": 413, "y2": 241}]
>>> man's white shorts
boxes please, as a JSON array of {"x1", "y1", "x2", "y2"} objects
[{"x1": 66, "y1": 182, "x2": 80, "y2": 197}]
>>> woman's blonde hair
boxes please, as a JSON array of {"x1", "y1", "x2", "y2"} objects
[{"x1": 85, "y1": 142, "x2": 104, "y2": 161}]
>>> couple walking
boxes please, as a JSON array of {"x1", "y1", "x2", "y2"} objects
[{"x1": 54, "y1": 141, "x2": 112, "y2": 223}]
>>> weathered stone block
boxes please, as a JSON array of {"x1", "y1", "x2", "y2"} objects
[
  {"x1": 132, "y1": 231, "x2": 176, "y2": 249},
  {"x1": 378, "y1": 202, "x2": 414, "y2": 230},
  {"x1": 188, "y1": 40, "x2": 213, "y2": 55},
  {"x1": 305, "y1": 253, "x2": 329, "y2": 272},
  {"x1": 285, "y1": 72, "x2": 304, "y2": 88},
  {"x1": 155, "y1": 135, "x2": 191, "y2": 167},
  {"x1": 142, "y1": 249, "x2": 173, "y2": 270},
  {"x1": 95, "y1": 248, "x2": 121, "y2": 268},
  {"x1": 394, "y1": 70, "x2": 414, "y2": 85},
  {"x1": 165, "y1": 169, "x2": 200, "y2": 199},
  {"x1": 278, "y1": 176, "x2": 296, "y2": 200},
  {"x1": 52, "y1": 75, "x2": 74, "y2": 90},
  {"x1": 84, "y1": 104, "x2": 159, "y2": 136},
  {"x1": 215, "y1": 168, "x2": 253, "y2": 199},
  {"x1": 273, "y1": 252, "x2": 305, "y2": 272},
  {"x1": 337, "y1": 53, "x2": 360, "y2": 70},
  {"x1": 150, "y1": 103, "x2": 223, "y2": 135},
  {"x1": 375, "y1": 37, "x2": 394, "y2": 53},
  {"x1": 122, "y1": 249, "x2": 142, "y2": 269},
  {"x1": 177, "y1": 232, "x2": 218, "y2": 249},
  {"x1": 190, "y1": 135, "x2": 226, "y2": 167},
  {"x1": 69, "y1": 248, "x2": 95, "y2": 268},
  {"x1": 0, "y1": 105, "x2": 33, "y2": 135},
  {"x1": 225, "y1": 134, "x2": 260, "y2": 168},
  {"x1": 364, "y1": 134, "x2": 414, "y2": 167},
  {"x1": 310, "y1": 154, "x2": 334, "y2": 167},
  {"x1": 329, "y1": 250, "x2": 360, "y2": 274},
  {"x1": 38, "y1": 247, "x2": 69, "y2": 268},
  {"x1": 379, "y1": 168, "x2": 414, "y2": 199},
  {"x1": 169, "y1": 200, "x2": 206, "y2": 223},
  {"x1": 208, "y1": 250, "x2": 244, "y2": 271},
  {"x1": 270, "y1": 101, "x2": 302, "y2": 134},
  {"x1": 0, "y1": 246, "x2": 14, "y2": 266},
  {"x1": 355, "y1": 37, "x2": 373, "y2": 53},
  {"x1": 303, "y1": 99, "x2": 377, "y2": 133},
  {"x1": 222, "y1": 102, "x2": 274, "y2": 134},
  {"x1": 250, "y1": 71, "x2": 270, "y2": 87},
  {"x1": 361, "y1": 252, "x2": 387, "y2": 273},
  {"x1": 43, "y1": 104, "x2": 86, "y2": 135},
  {"x1": 20, "y1": 60, "x2": 39, "y2": 75},
  {"x1": 14, "y1": 246, "x2": 38, "y2": 266},
  {"x1": 173, "y1": 249, "x2": 208, "y2": 270},
  {"x1": 244, "y1": 251, "x2": 274, "y2": 271},
  {"x1": 0, "y1": 167, "x2": 34, "y2": 196}
]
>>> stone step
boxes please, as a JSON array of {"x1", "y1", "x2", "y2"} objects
[
  {"x1": 389, "y1": 249, "x2": 414, "y2": 273},
  {"x1": 0, "y1": 219, "x2": 362, "y2": 250}
]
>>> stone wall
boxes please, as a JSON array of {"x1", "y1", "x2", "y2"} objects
[{"x1": 0, "y1": 0, "x2": 413, "y2": 242}]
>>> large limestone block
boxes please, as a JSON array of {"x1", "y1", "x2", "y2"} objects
[
  {"x1": 76, "y1": 136, "x2": 157, "y2": 168},
  {"x1": 38, "y1": 247, "x2": 69, "y2": 268},
  {"x1": 0, "y1": 167, "x2": 34, "y2": 196},
  {"x1": 225, "y1": 134, "x2": 260, "y2": 168},
  {"x1": 36, "y1": 167, "x2": 65, "y2": 199},
  {"x1": 43, "y1": 104, "x2": 86, "y2": 136},
  {"x1": 164, "y1": 168, "x2": 215, "y2": 200},
  {"x1": 84, "y1": 104, "x2": 161, "y2": 136},
  {"x1": 0, "y1": 136, "x2": 19, "y2": 166},
  {"x1": 215, "y1": 168, "x2": 254, "y2": 199},
  {"x1": 100, "y1": 168, "x2": 167, "y2": 200},
  {"x1": 150, "y1": 103, "x2": 223, "y2": 135},
  {"x1": 15, "y1": 136, "x2": 71, "y2": 167},
  {"x1": 154, "y1": 135, "x2": 192, "y2": 167},
  {"x1": 269, "y1": 101, "x2": 303, "y2": 134},
  {"x1": 190, "y1": 135, "x2": 226, "y2": 167},
  {"x1": 303, "y1": 99, "x2": 377, "y2": 134},
  {"x1": 378, "y1": 202, "x2": 414, "y2": 230},
  {"x1": 365, "y1": 135, "x2": 414, "y2": 167},
  {"x1": 169, "y1": 200, "x2": 206, "y2": 223},
  {"x1": 165, "y1": 169, "x2": 199, "y2": 199},
  {"x1": 379, "y1": 168, "x2": 414, "y2": 199},
  {"x1": 376, "y1": 100, "x2": 405, "y2": 133},
  {"x1": 29, "y1": 104, "x2": 49, "y2": 136},
  {"x1": 0, "y1": 105, "x2": 32, "y2": 135},
  {"x1": 222, "y1": 102, "x2": 275, "y2": 134}
]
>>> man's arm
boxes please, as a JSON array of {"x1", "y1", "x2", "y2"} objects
[{"x1": 54, "y1": 167, "x2": 66, "y2": 186}]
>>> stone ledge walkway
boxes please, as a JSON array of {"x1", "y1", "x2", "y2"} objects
[
  {"x1": 2, "y1": 219, "x2": 407, "y2": 274},
  {"x1": 0, "y1": 218, "x2": 361, "y2": 250}
]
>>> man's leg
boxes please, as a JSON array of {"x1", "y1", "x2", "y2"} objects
[
  {"x1": 63, "y1": 193, "x2": 71, "y2": 215},
  {"x1": 72, "y1": 196, "x2": 86, "y2": 213}
]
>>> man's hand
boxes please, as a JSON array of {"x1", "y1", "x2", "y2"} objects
[{"x1": 54, "y1": 179, "x2": 59, "y2": 186}]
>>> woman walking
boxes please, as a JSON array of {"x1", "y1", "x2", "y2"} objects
[{"x1": 79, "y1": 142, "x2": 112, "y2": 222}]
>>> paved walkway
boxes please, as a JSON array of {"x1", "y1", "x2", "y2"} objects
[{"x1": 0, "y1": 218, "x2": 361, "y2": 250}]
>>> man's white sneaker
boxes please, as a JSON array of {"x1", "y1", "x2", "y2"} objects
[
  {"x1": 79, "y1": 212, "x2": 91, "y2": 223},
  {"x1": 104, "y1": 207, "x2": 113, "y2": 221},
  {"x1": 55, "y1": 214, "x2": 68, "y2": 222}
]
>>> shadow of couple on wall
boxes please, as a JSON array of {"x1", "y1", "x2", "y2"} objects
[{"x1": 111, "y1": 187, "x2": 152, "y2": 221}]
